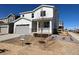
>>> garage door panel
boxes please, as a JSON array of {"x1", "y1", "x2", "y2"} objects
[{"x1": 15, "y1": 24, "x2": 30, "y2": 35}]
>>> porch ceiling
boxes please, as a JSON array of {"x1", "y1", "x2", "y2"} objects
[{"x1": 32, "y1": 17, "x2": 53, "y2": 21}]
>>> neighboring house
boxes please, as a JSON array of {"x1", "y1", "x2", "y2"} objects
[
  {"x1": 0, "y1": 13, "x2": 20, "y2": 34},
  {"x1": 3, "y1": 13, "x2": 20, "y2": 23},
  {"x1": 10, "y1": 5, "x2": 59, "y2": 35},
  {"x1": 0, "y1": 20, "x2": 9, "y2": 34},
  {"x1": 58, "y1": 20, "x2": 64, "y2": 33}
]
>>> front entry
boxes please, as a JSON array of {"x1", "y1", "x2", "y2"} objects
[
  {"x1": 37, "y1": 21, "x2": 50, "y2": 34},
  {"x1": 9, "y1": 23, "x2": 14, "y2": 33},
  {"x1": 32, "y1": 21, "x2": 37, "y2": 32}
]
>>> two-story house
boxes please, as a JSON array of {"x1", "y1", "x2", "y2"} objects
[
  {"x1": 10, "y1": 5, "x2": 59, "y2": 35},
  {"x1": 0, "y1": 13, "x2": 20, "y2": 34}
]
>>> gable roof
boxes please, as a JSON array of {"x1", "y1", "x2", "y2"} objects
[
  {"x1": 11, "y1": 17, "x2": 31, "y2": 23},
  {"x1": 20, "y1": 5, "x2": 55, "y2": 14},
  {"x1": 19, "y1": 11, "x2": 32, "y2": 14},
  {"x1": 33, "y1": 5, "x2": 55, "y2": 12},
  {"x1": 0, "y1": 13, "x2": 19, "y2": 20},
  {"x1": 7, "y1": 13, "x2": 15, "y2": 17}
]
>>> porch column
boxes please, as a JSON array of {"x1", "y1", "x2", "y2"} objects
[
  {"x1": 50, "y1": 20, "x2": 52, "y2": 34},
  {"x1": 37, "y1": 21, "x2": 39, "y2": 33}
]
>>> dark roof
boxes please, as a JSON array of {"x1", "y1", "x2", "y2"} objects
[
  {"x1": 15, "y1": 16, "x2": 20, "y2": 19},
  {"x1": 5, "y1": 13, "x2": 20, "y2": 19}
]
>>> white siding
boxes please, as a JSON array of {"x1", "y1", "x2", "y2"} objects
[
  {"x1": 37, "y1": 20, "x2": 52, "y2": 34},
  {"x1": 19, "y1": 6, "x2": 57, "y2": 34},
  {"x1": 20, "y1": 7, "x2": 54, "y2": 21},
  {"x1": 14, "y1": 19, "x2": 32, "y2": 34},
  {"x1": 50, "y1": 20, "x2": 52, "y2": 34},
  {"x1": 20, "y1": 13, "x2": 32, "y2": 20},
  {"x1": 0, "y1": 25, "x2": 9, "y2": 34},
  {"x1": 33, "y1": 7, "x2": 54, "y2": 19},
  {"x1": 3, "y1": 19, "x2": 8, "y2": 23},
  {"x1": 24, "y1": 13, "x2": 32, "y2": 20},
  {"x1": 37, "y1": 28, "x2": 50, "y2": 34},
  {"x1": 20, "y1": 15, "x2": 23, "y2": 18}
]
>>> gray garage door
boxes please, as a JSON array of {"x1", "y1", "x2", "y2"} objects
[{"x1": 15, "y1": 24, "x2": 30, "y2": 35}]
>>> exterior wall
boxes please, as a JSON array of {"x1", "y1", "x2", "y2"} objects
[
  {"x1": 14, "y1": 19, "x2": 32, "y2": 34},
  {"x1": 33, "y1": 7, "x2": 54, "y2": 19},
  {"x1": 2, "y1": 18, "x2": 8, "y2": 23},
  {"x1": 8, "y1": 15, "x2": 15, "y2": 23},
  {"x1": 20, "y1": 7, "x2": 54, "y2": 20},
  {"x1": 2, "y1": 15, "x2": 16, "y2": 23},
  {"x1": 20, "y1": 15, "x2": 23, "y2": 18},
  {"x1": 37, "y1": 28, "x2": 50, "y2": 34},
  {"x1": 36, "y1": 20, "x2": 52, "y2": 34},
  {"x1": 20, "y1": 13, "x2": 32, "y2": 20},
  {"x1": 19, "y1": 5, "x2": 58, "y2": 34},
  {"x1": 0, "y1": 25, "x2": 9, "y2": 34},
  {"x1": 51, "y1": 8, "x2": 59, "y2": 34},
  {"x1": 50, "y1": 20, "x2": 52, "y2": 34},
  {"x1": 0, "y1": 5, "x2": 59, "y2": 35}
]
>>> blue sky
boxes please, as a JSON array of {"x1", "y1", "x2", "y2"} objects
[{"x1": 0, "y1": 4, "x2": 79, "y2": 29}]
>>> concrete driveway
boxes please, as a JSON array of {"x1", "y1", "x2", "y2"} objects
[{"x1": 0, "y1": 34, "x2": 24, "y2": 41}]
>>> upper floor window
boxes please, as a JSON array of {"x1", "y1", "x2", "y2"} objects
[
  {"x1": 22, "y1": 14, "x2": 24, "y2": 17},
  {"x1": 32, "y1": 13, "x2": 34, "y2": 18},
  {"x1": 40, "y1": 11, "x2": 46, "y2": 17}
]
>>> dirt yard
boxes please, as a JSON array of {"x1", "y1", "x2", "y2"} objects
[{"x1": 0, "y1": 34, "x2": 79, "y2": 55}]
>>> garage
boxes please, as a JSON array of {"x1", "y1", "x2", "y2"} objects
[
  {"x1": 0, "y1": 24, "x2": 9, "y2": 34},
  {"x1": 13, "y1": 18, "x2": 32, "y2": 35},
  {"x1": 15, "y1": 24, "x2": 30, "y2": 34}
]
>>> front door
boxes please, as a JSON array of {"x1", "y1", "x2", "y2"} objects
[{"x1": 32, "y1": 21, "x2": 37, "y2": 32}]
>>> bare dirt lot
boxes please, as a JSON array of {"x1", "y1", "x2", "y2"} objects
[{"x1": 0, "y1": 34, "x2": 79, "y2": 55}]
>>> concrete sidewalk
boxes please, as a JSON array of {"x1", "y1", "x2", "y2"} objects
[
  {"x1": 68, "y1": 32, "x2": 79, "y2": 41},
  {"x1": 0, "y1": 34, "x2": 23, "y2": 41}
]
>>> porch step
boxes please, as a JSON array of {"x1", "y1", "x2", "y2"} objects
[{"x1": 33, "y1": 33, "x2": 52, "y2": 38}]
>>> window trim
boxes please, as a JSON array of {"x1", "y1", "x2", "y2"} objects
[
  {"x1": 44, "y1": 22, "x2": 49, "y2": 28},
  {"x1": 40, "y1": 11, "x2": 46, "y2": 17},
  {"x1": 32, "y1": 13, "x2": 34, "y2": 18},
  {"x1": 22, "y1": 14, "x2": 24, "y2": 17},
  {"x1": 16, "y1": 24, "x2": 29, "y2": 26},
  {"x1": 39, "y1": 21, "x2": 50, "y2": 28}
]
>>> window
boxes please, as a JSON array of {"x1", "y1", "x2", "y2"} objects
[
  {"x1": 59, "y1": 26, "x2": 63, "y2": 29},
  {"x1": 40, "y1": 11, "x2": 46, "y2": 17},
  {"x1": 32, "y1": 13, "x2": 34, "y2": 18},
  {"x1": 44, "y1": 22, "x2": 49, "y2": 28},
  {"x1": 16, "y1": 24, "x2": 29, "y2": 26},
  {"x1": 22, "y1": 15, "x2": 24, "y2": 17},
  {"x1": 39, "y1": 22, "x2": 41, "y2": 28}
]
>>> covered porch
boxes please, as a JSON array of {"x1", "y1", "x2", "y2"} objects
[{"x1": 32, "y1": 18, "x2": 53, "y2": 35}]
